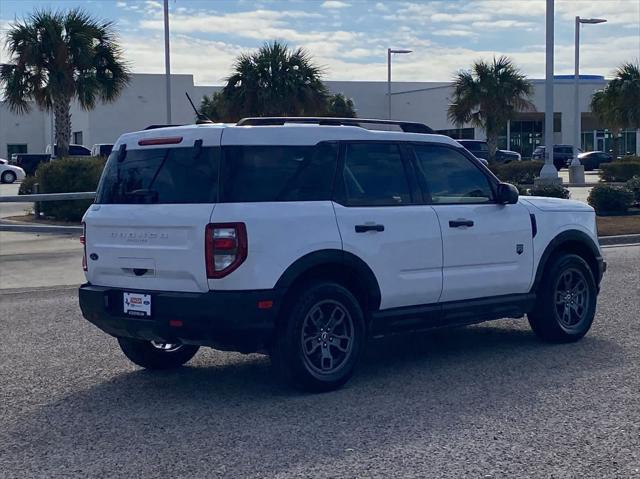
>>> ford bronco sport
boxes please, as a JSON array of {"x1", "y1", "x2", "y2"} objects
[{"x1": 79, "y1": 117, "x2": 605, "y2": 392}]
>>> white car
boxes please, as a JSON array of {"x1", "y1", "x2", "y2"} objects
[
  {"x1": 0, "y1": 158, "x2": 26, "y2": 184},
  {"x1": 78, "y1": 117, "x2": 605, "y2": 392}
]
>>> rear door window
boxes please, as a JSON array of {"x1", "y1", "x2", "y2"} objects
[
  {"x1": 340, "y1": 143, "x2": 411, "y2": 206},
  {"x1": 96, "y1": 146, "x2": 220, "y2": 204},
  {"x1": 220, "y1": 143, "x2": 338, "y2": 202}
]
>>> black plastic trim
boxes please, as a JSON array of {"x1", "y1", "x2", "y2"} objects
[
  {"x1": 531, "y1": 229, "x2": 603, "y2": 291},
  {"x1": 530, "y1": 213, "x2": 537, "y2": 238},
  {"x1": 370, "y1": 293, "x2": 536, "y2": 336},
  {"x1": 273, "y1": 249, "x2": 382, "y2": 311}
]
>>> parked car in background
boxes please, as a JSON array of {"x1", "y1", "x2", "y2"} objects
[
  {"x1": 46, "y1": 144, "x2": 92, "y2": 157},
  {"x1": 91, "y1": 144, "x2": 114, "y2": 157},
  {"x1": 532, "y1": 145, "x2": 580, "y2": 170},
  {"x1": 577, "y1": 151, "x2": 613, "y2": 171},
  {"x1": 10, "y1": 153, "x2": 51, "y2": 176},
  {"x1": 0, "y1": 158, "x2": 26, "y2": 183},
  {"x1": 456, "y1": 140, "x2": 521, "y2": 163}
]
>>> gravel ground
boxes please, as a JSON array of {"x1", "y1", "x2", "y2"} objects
[{"x1": 0, "y1": 246, "x2": 639, "y2": 479}]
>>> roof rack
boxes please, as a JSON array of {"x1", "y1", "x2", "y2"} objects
[
  {"x1": 236, "y1": 117, "x2": 434, "y2": 134},
  {"x1": 144, "y1": 124, "x2": 184, "y2": 130}
]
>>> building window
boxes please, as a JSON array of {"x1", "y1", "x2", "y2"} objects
[
  {"x1": 435, "y1": 128, "x2": 474, "y2": 140},
  {"x1": 7, "y1": 144, "x2": 27, "y2": 159},
  {"x1": 73, "y1": 131, "x2": 83, "y2": 145}
]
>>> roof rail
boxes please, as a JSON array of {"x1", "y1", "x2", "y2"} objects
[
  {"x1": 236, "y1": 117, "x2": 434, "y2": 134},
  {"x1": 144, "y1": 124, "x2": 184, "y2": 130}
]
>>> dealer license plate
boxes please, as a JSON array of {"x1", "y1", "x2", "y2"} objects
[{"x1": 123, "y1": 292, "x2": 151, "y2": 317}]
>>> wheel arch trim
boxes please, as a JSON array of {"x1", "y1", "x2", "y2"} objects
[
  {"x1": 531, "y1": 229, "x2": 602, "y2": 291},
  {"x1": 273, "y1": 249, "x2": 382, "y2": 311}
]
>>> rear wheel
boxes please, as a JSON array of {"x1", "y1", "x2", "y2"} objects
[
  {"x1": 117, "y1": 337, "x2": 199, "y2": 369},
  {"x1": 528, "y1": 254, "x2": 597, "y2": 342},
  {"x1": 1, "y1": 171, "x2": 16, "y2": 184},
  {"x1": 271, "y1": 281, "x2": 365, "y2": 392}
]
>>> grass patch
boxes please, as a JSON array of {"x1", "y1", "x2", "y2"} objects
[{"x1": 597, "y1": 215, "x2": 640, "y2": 236}]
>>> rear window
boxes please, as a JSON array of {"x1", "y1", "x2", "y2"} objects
[
  {"x1": 220, "y1": 143, "x2": 338, "y2": 202},
  {"x1": 96, "y1": 146, "x2": 220, "y2": 204}
]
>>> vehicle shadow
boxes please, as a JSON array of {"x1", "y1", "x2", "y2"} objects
[{"x1": 4, "y1": 320, "x2": 625, "y2": 477}]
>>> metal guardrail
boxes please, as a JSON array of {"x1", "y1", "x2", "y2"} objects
[
  {"x1": 0, "y1": 191, "x2": 96, "y2": 202},
  {"x1": 0, "y1": 190, "x2": 95, "y2": 234}
]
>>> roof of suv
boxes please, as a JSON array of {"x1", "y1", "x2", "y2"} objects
[{"x1": 115, "y1": 122, "x2": 460, "y2": 150}]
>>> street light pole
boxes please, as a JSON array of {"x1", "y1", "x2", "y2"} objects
[
  {"x1": 570, "y1": 16, "x2": 606, "y2": 183},
  {"x1": 539, "y1": 0, "x2": 558, "y2": 181},
  {"x1": 387, "y1": 48, "x2": 412, "y2": 120},
  {"x1": 163, "y1": 0, "x2": 172, "y2": 124}
]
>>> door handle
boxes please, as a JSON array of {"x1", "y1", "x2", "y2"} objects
[
  {"x1": 449, "y1": 219, "x2": 474, "y2": 228},
  {"x1": 355, "y1": 224, "x2": 385, "y2": 233}
]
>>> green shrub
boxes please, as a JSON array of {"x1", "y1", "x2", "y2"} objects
[
  {"x1": 18, "y1": 175, "x2": 38, "y2": 195},
  {"x1": 514, "y1": 184, "x2": 529, "y2": 196},
  {"x1": 587, "y1": 184, "x2": 634, "y2": 214},
  {"x1": 626, "y1": 175, "x2": 640, "y2": 204},
  {"x1": 600, "y1": 160, "x2": 640, "y2": 182},
  {"x1": 489, "y1": 161, "x2": 543, "y2": 185},
  {"x1": 35, "y1": 157, "x2": 105, "y2": 222},
  {"x1": 529, "y1": 184, "x2": 570, "y2": 199},
  {"x1": 615, "y1": 155, "x2": 640, "y2": 163}
]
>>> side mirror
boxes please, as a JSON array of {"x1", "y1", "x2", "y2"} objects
[{"x1": 497, "y1": 182, "x2": 519, "y2": 204}]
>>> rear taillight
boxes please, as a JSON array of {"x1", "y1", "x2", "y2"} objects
[
  {"x1": 205, "y1": 223, "x2": 247, "y2": 279},
  {"x1": 80, "y1": 223, "x2": 87, "y2": 271}
]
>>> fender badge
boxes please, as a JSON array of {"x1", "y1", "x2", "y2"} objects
[{"x1": 516, "y1": 244, "x2": 524, "y2": 255}]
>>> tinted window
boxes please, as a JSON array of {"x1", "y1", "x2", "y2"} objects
[
  {"x1": 220, "y1": 143, "x2": 338, "y2": 202},
  {"x1": 96, "y1": 146, "x2": 220, "y2": 204},
  {"x1": 461, "y1": 141, "x2": 488, "y2": 153},
  {"x1": 413, "y1": 145, "x2": 493, "y2": 204},
  {"x1": 342, "y1": 143, "x2": 411, "y2": 206}
]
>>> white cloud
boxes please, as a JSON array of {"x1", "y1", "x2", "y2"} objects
[
  {"x1": 321, "y1": 1, "x2": 350, "y2": 8},
  {"x1": 471, "y1": 20, "x2": 536, "y2": 29},
  {"x1": 374, "y1": 2, "x2": 389, "y2": 12},
  {"x1": 431, "y1": 12, "x2": 491, "y2": 23},
  {"x1": 116, "y1": 1, "x2": 127, "y2": 7},
  {"x1": 432, "y1": 29, "x2": 477, "y2": 38},
  {"x1": 145, "y1": 0, "x2": 162, "y2": 9}
]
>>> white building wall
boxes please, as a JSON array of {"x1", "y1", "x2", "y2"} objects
[
  {"x1": 0, "y1": 102, "x2": 47, "y2": 159},
  {"x1": 1, "y1": 73, "x2": 637, "y2": 157}
]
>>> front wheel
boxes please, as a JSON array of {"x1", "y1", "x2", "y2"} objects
[
  {"x1": 1, "y1": 171, "x2": 17, "y2": 184},
  {"x1": 528, "y1": 254, "x2": 597, "y2": 342},
  {"x1": 271, "y1": 282, "x2": 365, "y2": 392},
  {"x1": 117, "y1": 337, "x2": 199, "y2": 369}
]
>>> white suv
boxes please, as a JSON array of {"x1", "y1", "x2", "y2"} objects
[{"x1": 79, "y1": 117, "x2": 605, "y2": 392}]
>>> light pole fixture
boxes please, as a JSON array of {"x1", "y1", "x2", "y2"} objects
[
  {"x1": 539, "y1": 0, "x2": 558, "y2": 181},
  {"x1": 570, "y1": 16, "x2": 606, "y2": 183},
  {"x1": 387, "y1": 48, "x2": 412, "y2": 120},
  {"x1": 163, "y1": 0, "x2": 172, "y2": 124}
]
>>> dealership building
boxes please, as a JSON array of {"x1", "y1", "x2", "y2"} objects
[{"x1": 1, "y1": 72, "x2": 638, "y2": 160}]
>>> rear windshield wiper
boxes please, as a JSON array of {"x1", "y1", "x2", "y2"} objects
[{"x1": 124, "y1": 189, "x2": 159, "y2": 204}]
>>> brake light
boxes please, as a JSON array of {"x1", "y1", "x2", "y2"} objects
[
  {"x1": 138, "y1": 136, "x2": 183, "y2": 146},
  {"x1": 205, "y1": 223, "x2": 247, "y2": 279},
  {"x1": 80, "y1": 223, "x2": 87, "y2": 271}
]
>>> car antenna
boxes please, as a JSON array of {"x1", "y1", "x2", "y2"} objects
[{"x1": 185, "y1": 92, "x2": 213, "y2": 124}]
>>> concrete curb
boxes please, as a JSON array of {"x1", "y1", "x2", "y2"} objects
[{"x1": 598, "y1": 234, "x2": 640, "y2": 246}]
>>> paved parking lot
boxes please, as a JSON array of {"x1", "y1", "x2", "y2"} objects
[{"x1": 0, "y1": 245, "x2": 638, "y2": 478}]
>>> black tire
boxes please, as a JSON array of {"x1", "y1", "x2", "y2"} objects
[
  {"x1": 528, "y1": 254, "x2": 597, "y2": 343},
  {"x1": 271, "y1": 281, "x2": 365, "y2": 392},
  {"x1": 1, "y1": 171, "x2": 17, "y2": 184},
  {"x1": 117, "y1": 337, "x2": 199, "y2": 370}
]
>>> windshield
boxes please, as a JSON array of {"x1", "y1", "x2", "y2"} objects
[{"x1": 96, "y1": 146, "x2": 220, "y2": 204}]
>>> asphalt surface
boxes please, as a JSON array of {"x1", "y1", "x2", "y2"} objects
[{"x1": 1, "y1": 245, "x2": 639, "y2": 479}]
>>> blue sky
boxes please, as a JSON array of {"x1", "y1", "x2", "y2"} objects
[{"x1": 1, "y1": 0, "x2": 639, "y2": 85}]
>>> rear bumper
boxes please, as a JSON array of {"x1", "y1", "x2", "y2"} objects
[{"x1": 79, "y1": 284, "x2": 282, "y2": 353}]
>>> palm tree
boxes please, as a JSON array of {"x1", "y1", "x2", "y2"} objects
[
  {"x1": 591, "y1": 62, "x2": 640, "y2": 156},
  {"x1": 448, "y1": 56, "x2": 535, "y2": 161},
  {"x1": 221, "y1": 41, "x2": 328, "y2": 121},
  {"x1": 0, "y1": 9, "x2": 130, "y2": 157},
  {"x1": 324, "y1": 93, "x2": 356, "y2": 118}
]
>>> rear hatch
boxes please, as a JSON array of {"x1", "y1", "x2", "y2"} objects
[{"x1": 83, "y1": 128, "x2": 222, "y2": 293}]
